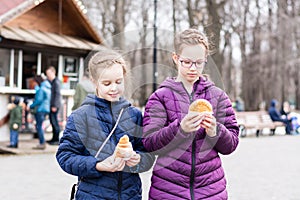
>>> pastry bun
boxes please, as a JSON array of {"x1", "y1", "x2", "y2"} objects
[
  {"x1": 115, "y1": 135, "x2": 134, "y2": 160},
  {"x1": 118, "y1": 135, "x2": 130, "y2": 147},
  {"x1": 189, "y1": 99, "x2": 213, "y2": 113}
]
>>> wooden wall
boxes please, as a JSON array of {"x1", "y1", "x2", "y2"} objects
[{"x1": 5, "y1": 0, "x2": 97, "y2": 42}]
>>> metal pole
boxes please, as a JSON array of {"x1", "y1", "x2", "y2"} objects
[{"x1": 153, "y1": 0, "x2": 157, "y2": 92}]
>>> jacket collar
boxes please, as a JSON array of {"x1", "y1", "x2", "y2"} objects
[
  {"x1": 159, "y1": 76, "x2": 214, "y2": 95},
  {"x1": 82, "y1": 94, "x2": 130, "y2": 112}
]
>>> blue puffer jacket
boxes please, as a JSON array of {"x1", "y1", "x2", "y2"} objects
[
  {"x1": 268, "y1": 99, "x2": 283, "y2": 122},
  {"x1": 56, "y1": 94, "x2": 155, "y2": 200},
  {"x1": 30, "y1": 80, "x2": 51, "y2": 113}
]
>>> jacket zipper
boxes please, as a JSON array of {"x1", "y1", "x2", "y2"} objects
[
  {"x1": 190, "y1": 140, "x2": 196, "y2": 200},
  {"x1": 108, "y1": 107, "x2": 122, "y2": 200},
  {"x1": 190, "y1": 90, "x2": 196, "y2": 200},
  {"x1": 180, "y1": 82, "x2": 196, "y2": 200},
  {"x1": 180, "y1": 82, "x2": 194, "y2": 103},
  {"x1": 110, "y1": 107, "x2": 125, "y2": 200},
  {"x1": 118, "y1": 172, "x2": 123, "y2": 200},
  {"x1": 190, "y1": 89, "x2": 196, "y2": 200}
]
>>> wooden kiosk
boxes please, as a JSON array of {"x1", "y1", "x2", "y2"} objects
[{"x1": 0, "y1": 0, "x2": 102, "y2": 141}]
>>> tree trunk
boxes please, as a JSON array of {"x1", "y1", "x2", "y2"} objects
[
  {"x1": 240, "y1": 0, "x2": 250, "y2": 110},
  {"x1": 204, "y1": 0, "x2": 224, "y2": 75},
  {"x1": 112, "y1": 0, "x2": 126, "y2": 50},
  {"x1": 172, "y1": 0, "x2": 177, "y2": 39},
  {"x1": 187, "y1": 0, "x2": 195, "y2": 27},
  {"x1": 140, "y1": 4, "x2": 149, "y2": 105}
]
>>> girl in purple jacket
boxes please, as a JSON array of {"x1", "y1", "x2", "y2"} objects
[{"x1": 143, "y1": 28, "x2": 239, "y2": 200}]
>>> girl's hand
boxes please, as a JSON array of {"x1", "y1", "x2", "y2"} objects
[
  {"x1": 126, "y1": 152, "x2": 141, "y2": 167},
  {"x1": 180, "y1": 112, "x2": 204, "y2": 133},
  {"x1": 96, "y1": 155, "x2": 125, "y2": 172},
  {"x1": 200, "y1": 114, "x2": 217, "y2": 137}
]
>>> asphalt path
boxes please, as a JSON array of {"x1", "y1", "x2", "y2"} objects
[{"x1": 0, "y1": 134, "x2": 299, "y2": 200}]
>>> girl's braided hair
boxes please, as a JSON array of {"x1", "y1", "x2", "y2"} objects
[
  {"x1": 88, "y1": 47, "x2": 128, "y2": 81},
  {"x1": 174, "y1": 28, "x2": 209, "y2": 56}
]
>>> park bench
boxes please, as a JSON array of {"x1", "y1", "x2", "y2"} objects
[{"x1": 235, "y1": 111, "x2": 285, "y2": 137}]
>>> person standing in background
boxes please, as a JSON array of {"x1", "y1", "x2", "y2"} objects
[
  {"x1": 7, "y1": 96, "x2": 23, "y2": 148},
  {"x1": 45, "y1": 66, "x2": 62, "y2": 145},
  {"x1": 71, "y1": 69, "x2": 95, "y2": 111},
  {"x1": 29, "y1": 75, "x2": 51, "y2": 150}
]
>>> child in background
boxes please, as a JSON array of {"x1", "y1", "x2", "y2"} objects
[
  {"x1": 7, "y1": 96, "x2": 23, "y2": 148},
  {"x1": 56, "y1": 47, "x2": 154, "y2": 199},
  {"x1": 281, "y1": 101, "x2": 300, "y2": 135},
  {"x1": 143, "y1": 28, "x2": 239, "y2": 199}
]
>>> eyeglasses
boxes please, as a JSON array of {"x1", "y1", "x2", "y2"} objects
[{"x1": 178, "y1": 56, "x2": 207, "y2": 69}]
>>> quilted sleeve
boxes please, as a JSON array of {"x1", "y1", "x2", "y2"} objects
[
  {"x1": 56, "y1": 113, "x2": 103, "y2": 178},
  {"x1": 142, "y1": 91, "x2": 192, "y2": 154},
  {"x1": 129, "y1": 109, "x2": 155, "y2": 173},
  {"x1": 206, "y1": 92, "x2": 239, "y2": 155}
]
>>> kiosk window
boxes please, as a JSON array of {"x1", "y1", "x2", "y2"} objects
[{"x1": 64, "y1": 57, "x2": 77, "y2": 74}]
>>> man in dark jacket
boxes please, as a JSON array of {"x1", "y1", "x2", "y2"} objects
[
  {"x1": 45, "y1": 66, "x2": 62, "y2": 145},
  {"x1": 268, "y1": 99, "x2": 291, "y2": 134}
]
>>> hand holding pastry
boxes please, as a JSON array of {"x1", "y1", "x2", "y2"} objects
[
  {"x1": 187, "y1": 99, "x2": 216, "y2": 136},
  {"x1": 96, "y1": 155, "x2": 125, "y2": 172},
  {"x1": 200, "y1": 114, "x2": 217, "y2": 137},
  {"x1": 126, "y1": 153, "x2": 141, "y2": 167},
  {"x1": 180, "y1": 112, "x2": 204, "y2": 133}
]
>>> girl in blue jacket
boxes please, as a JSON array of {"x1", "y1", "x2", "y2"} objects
[{"x1": 56, "y1": 47, "x2": 154, "y2": 200}]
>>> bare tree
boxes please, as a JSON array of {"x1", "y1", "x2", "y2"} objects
[
  {"x1": 204, "y1": 0, "x2": 226, "y2": 76},
  {"x1": 112, "y1": 0, "x2": 126, "y2": 49},
  {"x1": 172, "y1": 0, "x2": 177, "y2": 38},
  {"x1": 82, "y1": 0, "x2": 300, "y2": 110}
]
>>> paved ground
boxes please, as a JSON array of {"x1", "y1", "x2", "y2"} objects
[
  {"x1": 0, "y1": 132, "x2": 58, "y2": 155},
  {"x1": 222, "y1": 134, "x2": 300, "y2": 200},
  {"x1": 0, "y1": 134, "x2": 299, "y2": 200}
]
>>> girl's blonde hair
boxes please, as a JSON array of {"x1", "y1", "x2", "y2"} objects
[
  {"x1": 88, "y1": 47, "x2": 128, "y2": 81},
  {"x1": 174, "y1": 28, "x2": 209, "y2": 56}
]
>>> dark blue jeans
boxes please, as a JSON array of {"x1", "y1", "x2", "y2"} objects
[
  {"x1": 282, "y1": 118, "x2": 291, "y2": 134},
  {"x1": 49, "y1": 110, "x2": 60, "y2": 141},
  {"x1": 35, "y1": 112, "x2": 47, "y2": 144},
  {"x1": 10, "y1": 129, "x2": 18, "y2": 146}
]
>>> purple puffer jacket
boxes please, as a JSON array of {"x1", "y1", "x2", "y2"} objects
[{"x1": 143, "y1": 77, "x2": 239, "y2": 200}]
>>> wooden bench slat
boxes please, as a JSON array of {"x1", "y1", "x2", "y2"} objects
[{"x1": 235, "y1": 111, "x2": 285, "y2": 137}]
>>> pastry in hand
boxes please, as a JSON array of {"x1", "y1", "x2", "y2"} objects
[
  {"x1": 189, "y1": 99, "x2": 213, "y2": 114},
  {"x1": 12, "y1": 123, "x2": 19, "y2": 130},
  {"x1": 115, "y1": 135, "x2": 134, "y2": 160}
]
